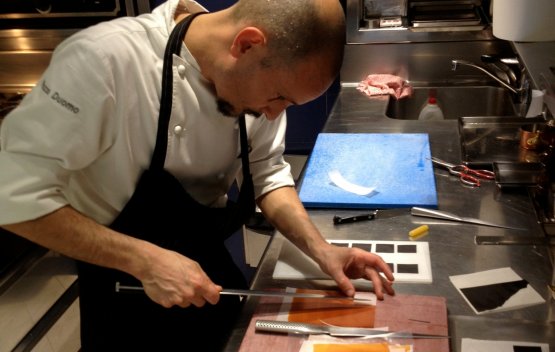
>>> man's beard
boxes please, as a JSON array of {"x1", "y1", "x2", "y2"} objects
[{"x1": 217, "y1": 98, "x2": 262, "y2": 118}]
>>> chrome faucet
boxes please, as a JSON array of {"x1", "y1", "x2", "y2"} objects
[
  {"x1": 452, "y1": 59, "x2": 519, "y2": 94},
  {"x1": 452, "y1": 59, "x2": 531, "y2": 114}
]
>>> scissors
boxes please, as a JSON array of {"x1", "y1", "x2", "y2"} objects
[{"x1": 431, "y1": 157, "x2": 495, "y2": 187}]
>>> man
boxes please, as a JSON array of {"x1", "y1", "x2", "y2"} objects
[{"x1": 0, "y1": 0, "x2": 394, "y2": 350}]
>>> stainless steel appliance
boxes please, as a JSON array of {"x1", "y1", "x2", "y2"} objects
[
  {"x1": 0, "y1": 0, "x2": 151, "y2": 87},
  {"x1": 346, "y1": 0, "x2": 494, "y2": 43},
  {"x1": 0, "y1": 0, "x2": 149, "y2": 23}
]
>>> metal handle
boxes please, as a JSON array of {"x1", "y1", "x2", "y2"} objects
[
  {"x1": 333, "y1": 212, "x2": 376, "y2": 225},
  {"x1": 255, "y1": 320, "x2": 328, "y2": 335},
  {"x1": 115, "y1": 282, "x2": 144, "y2": 293}
]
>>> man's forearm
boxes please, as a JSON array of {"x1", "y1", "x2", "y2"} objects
[
  {"x1": 2, "y1": 205, "x2": 155, "y2": 281},
  {"x1": 257, "y1": 186, "x2": 328, "y2": 262}
]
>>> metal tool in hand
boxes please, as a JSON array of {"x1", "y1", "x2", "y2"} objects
[
  {"x1": 114, "y1": 283, "x2": 373, "y2": 301},
  {"x1": 255, "y1": 320, "x2": 450, "y2": 339},
  {"x1": 431, "y1": 157, "x2": 495, "y2": 187}
]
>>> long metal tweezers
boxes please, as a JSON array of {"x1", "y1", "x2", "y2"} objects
[{"x1": 255, "y1": 320, "x2": 450, "y2": 339}]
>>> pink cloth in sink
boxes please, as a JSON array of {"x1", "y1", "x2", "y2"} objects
[{"x1": 357, "y1": 74, "x2": 413, "y2": 99}]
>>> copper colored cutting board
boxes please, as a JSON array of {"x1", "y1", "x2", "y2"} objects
[{"x1": 238, "y1": 291, "x2": 449, "y2": 352}]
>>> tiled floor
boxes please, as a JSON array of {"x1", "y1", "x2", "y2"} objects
[
  {"x1": 0, "y1": 252, "x2": 79, "y2": 352},
  {"x1": 30, "y1": 299, "x2": 80, "y2": 352}
]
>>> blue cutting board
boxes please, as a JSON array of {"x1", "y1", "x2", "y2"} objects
[{"x1": 298, "y1": 133, "x2": 438, "y2": 209}]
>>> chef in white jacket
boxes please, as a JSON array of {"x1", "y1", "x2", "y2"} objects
[{"x1": 0, "y1": 0, "x2": 395, "y2": 350}]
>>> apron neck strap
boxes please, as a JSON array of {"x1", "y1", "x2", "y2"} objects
[
  {"x1": 150, "y1": 11, "x2": 252, "y2": 185},
  {"x1": 238, "y1": 114, "x2": 251, "y2": 178},
  {"x1": 151, "y1": 12, "x2": 206, "y2": 170}
]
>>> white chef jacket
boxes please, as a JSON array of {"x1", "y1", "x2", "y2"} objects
[{"x1": 0, "y1": 0, "x2": 294, "y2": 226}]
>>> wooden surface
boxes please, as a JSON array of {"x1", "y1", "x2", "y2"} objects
[{"x1": 238, "y1": 291, "x2": 449, "y2": 352}]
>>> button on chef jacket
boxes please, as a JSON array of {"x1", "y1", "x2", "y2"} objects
[{"x1": 0, "y1": 0, "x2": 294, "y2": 226}]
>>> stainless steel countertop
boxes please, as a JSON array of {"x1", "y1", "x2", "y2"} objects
[{"x1": 225, "y1": 88, "x2": 555, "y2": 351}]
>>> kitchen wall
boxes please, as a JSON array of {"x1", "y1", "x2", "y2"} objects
[
  {"x1": 341, "y1": 0, "x2": 516, "y2": 85},
  {"x1": 341, "y1": 40, "x2": 515, "y2": 85}
]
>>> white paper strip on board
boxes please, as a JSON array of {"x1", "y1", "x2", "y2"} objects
[{"x1": 328, "y1": 170, "x2": 376, "y2": 196}]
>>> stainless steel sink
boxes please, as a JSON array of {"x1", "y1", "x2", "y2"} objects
[{"x1": 386, "y1": 86, "x2": 518, "y2": 120}]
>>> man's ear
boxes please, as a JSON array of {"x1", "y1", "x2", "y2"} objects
[{"x1": 230, "y1": 27, "x2": 266, "y2": 58}]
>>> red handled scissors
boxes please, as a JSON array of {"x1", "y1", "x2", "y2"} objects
[{"x1": 431, "y1": 157, "x2": 495, "y2": 187}]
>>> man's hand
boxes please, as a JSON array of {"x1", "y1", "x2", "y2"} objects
[
  {"x1": 139, "y1": 247, "x2": 222, "y2": 308},
  {"x1": 257, "y1": 187, "x2": 395, "y2": 300},
  {"x1": 316, "y1": 243, "x2": 395, "y2": 300}
]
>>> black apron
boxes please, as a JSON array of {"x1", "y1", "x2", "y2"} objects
[{"x1": 77, "y1": 12, "x2": 256, "y2": 351}]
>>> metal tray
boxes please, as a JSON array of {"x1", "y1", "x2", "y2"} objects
[
  {"x1": 410, "y1": 6, "x2": 482, "y2": 28},
  {"x1": 493, "y1": 162, "x2": 543, "y2": 188},
  {"x1": 459, "y1": 116, "x2": 546, "y2": 168}
]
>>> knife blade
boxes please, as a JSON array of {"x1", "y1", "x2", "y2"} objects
[
  {"x1": 475, "y1": 235, "x2": 555, "y2": 245},
  {"x1": 333, "y1": 208, "x2": 410, "y2": 225},
  {"x1": 255, "y1": 320, "x2": 449, "y2": 339},
  {"x1": 410, "y1": 207, "x2": 525, "y2": 230},
  {"x1": 114, "y1": 283, "x2": 373, "y2": 302}
]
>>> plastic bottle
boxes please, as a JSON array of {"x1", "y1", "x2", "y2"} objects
[{"x1": 418, "y1": 96, "x2": 444, "y2": 121}]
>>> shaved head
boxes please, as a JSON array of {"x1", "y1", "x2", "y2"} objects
[{"x1": 229, "y1": 0, "x2": 345, "y2": 75}]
